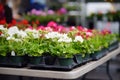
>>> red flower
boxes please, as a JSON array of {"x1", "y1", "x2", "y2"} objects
[
  {"x1": 101, "y1": 29, "x2": 111, "y2": 35},
  {"x1": 11, "y1": 19, "x2": 17, "y2": 25},
  {"x1": 35, "y1": 20, "x2": 40, "y2": 25},
  {"x1": 0, "y1": 19, "x2": 6, "y2": 24},
  {"x1": 76, "y1": 32, "x2": 81, "y2": 36},
  {"x1": 87, "y1": 29, "x2": 93, "y2": 32},
  {"x1": 32, "y1": 21, "x2": 35, "y2": 25},
  {"x1": 77, "y1": 26, "x2": 84, "y2": 31},
  {"x1": 21, "y1": 20, "x2": 29, "y2": 25},
  {"x1": 0, "y1": 32, "x2": 2, "y2": 35}
]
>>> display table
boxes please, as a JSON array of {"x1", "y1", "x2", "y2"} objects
[{"x1": 0, "y1": 47, "x2": 120, "y2": 79}]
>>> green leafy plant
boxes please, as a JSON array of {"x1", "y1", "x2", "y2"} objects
[
  {"x1": 49, "y1": 41, "x2": 75, "y2": 58},
  {"x1": 0, "y1": 37, "x2": 9, "y2": 56}
]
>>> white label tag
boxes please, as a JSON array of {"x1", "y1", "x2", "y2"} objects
[{"x1": 11, "y1": 51, "x2": 15, "y2": 56}]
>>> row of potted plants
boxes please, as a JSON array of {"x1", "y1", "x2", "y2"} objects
[
  {"x1": 24, "y1": 8, "x2": 67, "y2": 25},
  {"x1": 87, "y1": 11, "x2": 120, "y2": 21},
  {"x1": 0, "y1": 21, "x2": 119, "y2": 69}
]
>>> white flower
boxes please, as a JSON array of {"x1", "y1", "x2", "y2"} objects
[
  {"x1": 6, "y1": 36, "x2": 21, "y2": 42},
  {"x1": 74, "y1": 36, "x2": 84, "y2": 43},
  {"x1": 14, "y1": 39, "x2": 21, "y2": 42},
  {"x1": 33, "y1": 33, "x2": 39, "y2": 39},
  {"x1": 58, "y1": 33, "x2": 72, "y2": 43},
  {"x1": 0, "y1": 25, "x2": 4, "y2": 30},
  {"x1": 0, "y1": 25, "x2": 7, "y2": 31},
  {"x1": 0, "y1": 34, "x2": 4, "y2": 37},
  {"x1": 58, "y1": 37, "x2": 72, "y2": 43},
  {"x1": 8, "y1": 26, "x2": 19, "y2": 37},
  {"x1": 25, "y1": 28, "x2": 32, "y2": 32},
  {"x1": 25, "y1": 29, "x2": 38, "y2": 33},
  {"x1": 25, "y1": 29, "x2": 40, "y2": 39},
  {"x1": 6, "y1": 36, "x2": 15, "y2": 40},
  {"x1": 45, "y1": 32, "x2": 62, "y2": 39},
  {"x1": 18, "y1": 30, "x2": 27, "y2": 38}
]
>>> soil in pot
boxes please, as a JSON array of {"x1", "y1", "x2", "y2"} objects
[
  {"x1": 29, "y1": 56, "x2": 43, "y2": 65},
  {"x1": 58, "y1": 57, "x2": 74, "y2": 66}
]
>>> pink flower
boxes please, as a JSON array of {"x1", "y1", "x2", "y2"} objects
[
  {"x1": 86, "y1": 32, "x2": 93, "y2": 37},
  {"x1": 47, "y1": 10, "x2": 55, "y2": 15},
  {"x1": 45, "y1": 26, "x2": 53, "y2": 32},
  {"x1": 58, "y1": 8, "x2": 67, "y2": 14},
  {"x1": 47, "y1": 21, "x2": 57, "y2": 28},
  {"x1": 101, "y1": 29, "x2": 111, "y2": 35},
  {"x1": 65, "y1": 27, "x2": 70, "y2": 33},
  {"x1": 35, "y1": 10, "x2": 42, "y2": 15},
  {"x1": 83, "y1": 28, "x2": 88, "y2": 32},
  {"x1": 41, "y1": 12, "x2": 47, "y2": 16},
  {"x1": 28, "y1": 26, "x2": 33, "y2": 30},
  {"x1": 69, "y1": 26, "x2": 76, "y2": 31},
  {"x1": 37, "y1": 26, "x2": 45, "y2": 30},
  {"x1": 55, "y1": 25, "x2": 65, "y2": 32},
  {"x1": 87, "y1": 29, "x2": 93, "y2": 32},
  {"x1": 31, "y1": 9, "x2": 37, "y2": 15}
]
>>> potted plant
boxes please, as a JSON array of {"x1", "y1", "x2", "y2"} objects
[
  {"x1": 7, "y1": 39, "x2": 27, "y2": 67},
  {"x1": 27, "y1": 42, "x2": 44, "y2": 65},
  {"x1": 89, "y1": 31, "x2": 106, "y2": 60},
  {"x1": 25, "y1": 30, "x2": 45, "y2": 65},
  {"x1": 0, "y1": 26, "x2": 9, "y2": 65},
  {"x1": 105, "y1": 33, "x2": 119, "y2": 51},
  {"x1": 72, "y1": 35, "x2": 84, "y2": 64},
  {"x1": 0, "y1": 37, "x2": 9, "y2": 65},
  {"x1": 47, "y1": 33, "x2": 75, "y2": 66}
]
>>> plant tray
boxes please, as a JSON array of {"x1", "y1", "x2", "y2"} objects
[
  {"x1": 0, "y1": 56, "x2": 27, "y2": 68},
  {"x1": 91, "y1": 48, "x2": 108, "y2": 61},
  {"x1": 108, "y1": 41, "x2": 119, "y2": 52},
  {"x1": 28, "y1": 56, "x2": 91, "y2": 71},
  {"x1": 28, "y1": 64, "x2": 76, "y2": 71},
  {"x1": 28, "y1": 61, "x2": 77, "y2": 71},
  {"x1": 0, "y1": 63, "x2": 25, "y2": 68}
]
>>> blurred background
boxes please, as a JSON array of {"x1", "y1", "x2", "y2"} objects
[
  {"x1": 0, "y1": 0, "x2": 120, "y2": 80},
  {"x1": 1, "y1": 0, "x2": 120, "y2": 32}
]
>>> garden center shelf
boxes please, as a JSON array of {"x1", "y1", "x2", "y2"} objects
[{"x1": 0, "y1": 45, "x2": 120, "y2": 79}]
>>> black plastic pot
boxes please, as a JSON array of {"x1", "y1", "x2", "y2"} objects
[
  {"x1": 82, "y1": 55, "x2": 92, "y2": 63},
  {"x1": 8, "y1": 56, "x2": 25, "y2": 67},
  {"x1": 0, "y1": 56, "x2": 7, "y2": 64},
  {"x1": 91, "y1": 48, "x2": 108, "y2": 60},
  {"x1": 108, "y1": 40, "x2": 119, "y2": 51},
  {"x1": 58, "y1": 57, "x2": 74, "y2": 66},
  {"x1": 44, "y1": 56, "x2": 56, "y2": 65},
  {"x1": 29, "y1": 56, "x2": 44, "y2": 65},
  {"x1": 74, "y1": 54, "x2": 82, "y2": 64},
  {"x1": 91, "y1": 51, "x2": 103, "y2": 60}
]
